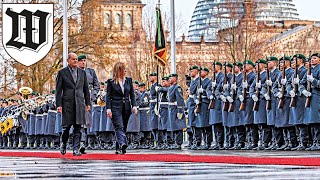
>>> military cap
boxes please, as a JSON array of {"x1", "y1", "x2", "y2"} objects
[
  {"x1": 2, "y1": 99, "x2": 8, "y2": 104},
  {"x1": 139, "y1": 83, "x2": 146, "y2": 87},
  {"x1": 311, "y1": 53, "x2": 320, "y2": 58},
  {"x1": 257, "y1": 59, "x2": 267, "y2": 64},
  {"x1": 78, "y1": 54, "x2": 87, "y2": 61},
  {"x1": 201, "y1": 67, "x2": 209, "y2": 72},
  {"x1": 162, "y1": 76, "x2": 169, "y2": 80},
  {"x1": 293, "y1": 54, "x2": 306, "y2": 60},
  {"x1": 100, "y1": 82, "x2": 105, "y2": 85},
  {"x1": 189, "y1": 65, "x2": 199, "y2": 71},
  {"x1": 225, "y1": 62, "x2": 233, "y2": 68},
  {"x1": 169, "y1": 73, "x2": 178, "y2": 77},
  {"x1": 244, "y1": 60, "x2": 255, "y2": 67},
  {"x1": 149, "y1": 72, "x2": 157, "y2": 76},
  {"x1": 234, "y1": 62, "x2": 243, "y2": 67},
  {"x1": 267, "y1": 56, "x2": 278, "y2": 62},
  {"x1": 280, "y1": 56, "x2": 291, "y2": 61},
  {"x1": 8, "y1": 99, "x2": 15, "y2": 102},
  {"x1": 133, "y1": 80, "x2": 139, "y2": 85},
  {"x1": 51, "y1": 90, "x2": 56, "y2": 94},
  {"x1": 213, "y1": 61, "x2": 223, "y2": 66}
]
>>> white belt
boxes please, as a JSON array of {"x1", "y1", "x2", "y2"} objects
[
  {"x1": 93, "y1": 105, "x2": 101, "y2": 108},
  {"x1": 168, "y1": 102, "x2": 177, "y2": 106},
  {"x1": 35, "y1": 114, "x2": 43, "y2": 117},
  {"x1": 189, "y1": 95, "x2": 194, "y2": 98},
  {"x1": 159, "y1": 102, "x2": 169, "y2": 105},
  {"x1": 201, "y1": 96, "x2": 207, "y2": 98},
  {"x1": 43, "y1": 113, "x2": 48, "y2": 116},
  {"x1": 139, "y1": 107, "x2": 150, "y2": 110},
  {"x1": 150, "y1": 99, "x2": 157, "y2": 103},
  {"x1": 48, "y1": 110, "x2": 57, "y2": 113}
]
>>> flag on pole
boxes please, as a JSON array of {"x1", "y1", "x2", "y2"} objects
[{"x1": 154, "y1": 8, "x2": 167, "y2": 66}]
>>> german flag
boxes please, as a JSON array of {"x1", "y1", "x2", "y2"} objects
[{"x1": 154, "y1": 8, "x2": 167, "y2": 66}]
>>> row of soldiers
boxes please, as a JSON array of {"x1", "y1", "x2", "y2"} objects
[{"x1": 186, "y1": 53, "x2": 320, "y2": 151}]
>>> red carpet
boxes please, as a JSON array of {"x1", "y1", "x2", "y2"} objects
[{"x1": 0, "y1": 151, "x2": 320, "y2": 166}]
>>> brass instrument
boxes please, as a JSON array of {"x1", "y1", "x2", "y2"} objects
[{"x1": 97, "y1": 90, "x2": 106, "y2": 106}]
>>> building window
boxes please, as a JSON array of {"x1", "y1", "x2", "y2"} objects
[
  {"x1": 115, "y1": 13, "x2": 121, "y2": 25},
  {"x1": 104, "y1": 13, "x2": 110, "y2": 26},
  {"x1": 125, "y1": 13, "x2": 132, "y2": 26}
]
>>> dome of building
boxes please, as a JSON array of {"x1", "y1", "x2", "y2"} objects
[{"x1": 188, "y1": 0, "x2": 299, "y2": 40}]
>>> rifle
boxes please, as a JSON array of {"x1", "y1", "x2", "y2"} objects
[
  {"x1": 266, "y1": 62, "x2": 271, "y2": 110},
  {"x1": 253, "y1": 62, "x2": 260, "y2": 111},
  {"x1": 223, "y1": 63, "x2": 229, "y2": 112},
  {"x1": 289, "y1": 56, "x2": 298, "y2": 107},
  {"x1": 195, "y1": 68, "x2": 202, "y2": 113},
  {"x1": 305, "y1": 54, "x2": 312, "y2": 107},
  {"x1": 209, "y1": 63, "x2": 216, "y2": 109},
  {"x1": 239, "y1": 69, "x2": 247, "y2": 111},
  {"x1": 228, "y1": 65, "x2": 236, "y2": 112},
  {"x1": 278, "y1": 60, "x2": 286, "y2": 109}
]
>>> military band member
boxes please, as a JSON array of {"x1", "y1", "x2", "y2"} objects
[
  {"x1": 194, "y1": 67, "x2": 212, "y2": 150},
  {"x1": 77, "y1": 54, "x2": 100, "y2": 153},
  {"x1": 167, "y1": 74, "x2": 187, "y2": 150},
  {"x1": 273, "y1": 56, "x2": 296, "y2": 150},
  {"x1": 149, "y1": 72, "x2": 159, "y2": 148},
  {"x1": 45, "y1": 90, "x2": 59, "y2": 149},
  {"x1": 156, "y1": 76, "x2": 170, "y2": 149},
  {"x1": 228, "y1": 62, "x2": 245, "y2": 150},
  {"x1": 187, "y1": 66, "x2": 201, "y2": 150},
  {"x1": 264, "y1": 57, "x2": 281, "y2": 150},
  {"x1": 290, "y1": 54, "x2": 309, "y2": 150},
  {"x1": 207, "y1": 62, "x2": 225, "y2": 150},
  {"x1": 303, "y1": 53, "x2": 320, "y2": 151},
  {"x1": 241, "y1": 60, "x2": 258, "y2": 150},
  {"x1": 0, "y1": 99, "x2": 8, "y2": 149},
  {"x1": 138, "y1": 83, "x2": 152, "y2": 149}
]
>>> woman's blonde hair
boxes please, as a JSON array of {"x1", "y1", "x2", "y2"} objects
[{"x1": 112, "y1": 62, "x2": 126, "y2": 84}]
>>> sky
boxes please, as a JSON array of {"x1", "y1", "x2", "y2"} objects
[{"x1": 159, "y1": 0, "x2": 320, "y2": 34}]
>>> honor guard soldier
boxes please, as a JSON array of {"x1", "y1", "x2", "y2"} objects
[
  {"x1": 45, "y1": 90, "x2": 60, "y2": 149},
  {"x1": 207, "y1": 61, "x2": 225, "y2": 150},
  {"x1": 303, "y1": 53, "x2": 320, "y2": 151},
  {"x1": 187, "y1": 66, "x2": 201, "y2": 150},
  {"x1": 249, "y1": 59, "x2": 271, "y2": 150},
  {"x1": 194, "y1": 67, "x2": 212, "y2": 150},
  {"x1": 77, "y1": 54, "x2": 100, "y2": 153},
  {"x1": 274, "y1": 56, "x2": 296, "y2": 150},
  {"x1": 227, "y1": 62, "x2": 245, "y2": 150},
  {"x1": 264, "y1": 57, "x2": 282, "y2": 150},
  {"x1": 127, "y1": 80, "x2": 141, "y2": 149},
  {"x1": 167, "y1": 74, "x2": 187, "y2": 150},
  {"x1": 289, "y1": 54, "x2": 309, "y2": 150},
  {"x1": 138, "y1": 83, "x2": 152, "y2": 148},
  {"x1": 155, "y1": 76, "x2": 170, "y2": 149},
  {"x1": 149, "y1": 72, "x2": 159, "y2": 148},
  {"x1": 241, "y1": 60, "x2": 258, "y2": 150}
]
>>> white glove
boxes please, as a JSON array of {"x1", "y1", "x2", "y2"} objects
[
  {"x1": 238, "y1": 95, "x2": 244, "y2": 102},
  {"x1": 154, "y1": 106, "x2": 160, "y2": 116},
  {"x1": 243, "y1": 81, "x2": 248, "y2": 88},
  {"x1": 256, "y1": 81, "x2": 261, "y2": 89},
  {"x1": 252, "y1": 94, "x2": 258, "y2": 102},
  {"x1": 266, "y1": 79, "x2": 272, "y2": 86},
  {"x1": 231, "y1": 84, "x2": 237, "y2": 91},
  {"x1": 177, "y1": 113, "x2": 183, "y2": 120},
  {"x1": 133, "y1": 106, "x2": 138, "y2": 114},
  {"x1": 212, "y1": 81, "x2": 216, "y2": 88},
  {"x1": 155, "y1": 86, "x2": 160, "y2": 92},
  {"x1": 275, "y1": 92, "x2": 283, "y2": 98},
  {"x1": 293, "y1": 77, "x2": 300, "y2": 85},
  {"x1": 197, "y1": 87, "x2": 204, "y2": 93},
  {"x1": 209, "y1": 95, "x2": 214, "y2": 100},
  {"x1": 307, "y1": 75, "x2": 314, "y2": 82},
  {"x1": 226, "y1": 96, "x2": 234, "y2": 103},
  {"x1": 223, "y1": 83, "x2": 229, "y2": 91},
  {"x1": 281, "y1": 78, "x2": 287, "y2": 85},
  {"x1": 289, "y1": 90, "x2": 295, "y2": 97},
  {"x1": 220, "y1": 95, "x2": 227, "y2": 102},
  {"x1": 302, "y1": 90, "x2": 311, "y2": 97},
  {"x1": 195, "y1": 99, "x2": 200, "y2": 105},
  {"x1": 264, "y1": 94, "x2": 270, "y2": 101}
]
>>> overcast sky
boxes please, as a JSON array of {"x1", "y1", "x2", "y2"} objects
[{"x1": 159, "y1": 0, "x2": 320, "y2": 34}]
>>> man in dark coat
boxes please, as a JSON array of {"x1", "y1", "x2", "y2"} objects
[{"x1": 55, "y1": 52, "x2": 91, "y2": 156}]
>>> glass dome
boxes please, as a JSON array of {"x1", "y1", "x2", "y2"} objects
[{"x1": 188, "y1": 0, "x2": 299, "y2": 40}]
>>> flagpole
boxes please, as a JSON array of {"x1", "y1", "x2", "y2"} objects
[
  {"x1": 63, "y1": 0, "x2": 68, "y2": 68},
  {"x1": 170, "y1": 0, "x2": 176, "y2": 74}
]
